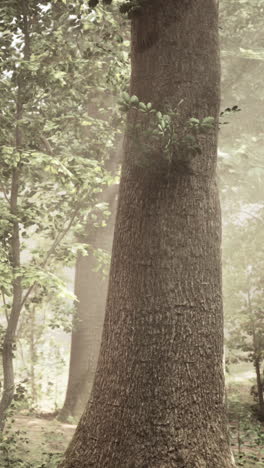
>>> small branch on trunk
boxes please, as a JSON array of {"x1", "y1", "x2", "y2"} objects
[
  {"x1": 20, "y1": 202, "x2": 83, "y2": 311},
  {"x1": 40, "y1": 135, "x2": 53, "y2": 155}
]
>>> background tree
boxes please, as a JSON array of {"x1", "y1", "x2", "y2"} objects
[
  {"x1": 219, "y1": 0, "x2": 264, "y2": 426},
  {"x1": 58, "y1": 3, "x2": 129, "y2": 422},
  {"x1": 224, "y1": 217, "x2": 264, "y2": 420},
  {"x1": 59, "y1": 178, "x2": 119, "y2": 421},
  {"x1": 0, "y1": 0, "x2": 126, "y2": 428}
]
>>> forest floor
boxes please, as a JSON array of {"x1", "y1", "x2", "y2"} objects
[
  {"x1": 12, "y1": 413, "x2": 76, "y2": 463},
  {"x1": 1, "y1": 364, "x2": 263, "y2": 467}
]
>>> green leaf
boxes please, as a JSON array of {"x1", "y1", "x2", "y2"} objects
[
  {"x1": 139, "y1": 102, "x2": 147, "y2": 111},
  {"x1": 130, "y1": 95, "x2": 139, "y2": 105}
]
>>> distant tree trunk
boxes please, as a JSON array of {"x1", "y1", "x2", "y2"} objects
[
  {"x1": 29, "y1": 306, "x2": 37, "y2": 405},
  {"x1": 60, "y1": 1, "x2": 235, "y2": 467},
  {"x1": 248, "y1": 289, "x2": 264, "y2": 420},
  {"x1": 254, "y1": 358, "x2": 264, "y2": 419},
  {"x1": 59, "y1": 186, "x2": 118, "y2": 422}
]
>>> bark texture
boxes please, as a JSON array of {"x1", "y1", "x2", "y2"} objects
[{"x1": 60, "y1": 1, "x2": 235, "y2": 467}]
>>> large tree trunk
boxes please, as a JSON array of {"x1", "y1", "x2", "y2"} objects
[
  {"x1": 59, "y1": 187, "x2": 118, "y2": 421},
  {"x1": 60, "y1": 1, "x2": 235, "y2": 467}
]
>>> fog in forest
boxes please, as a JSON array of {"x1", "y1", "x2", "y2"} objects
[{"x1": 0, "y1": 1, "x2": 263, "y2": 467}]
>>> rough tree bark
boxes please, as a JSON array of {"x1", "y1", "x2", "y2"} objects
[{"x1": 60, "y1": 1, "x2": 235, "y2": 467}]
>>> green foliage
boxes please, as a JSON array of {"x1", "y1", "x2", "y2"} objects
[
  {"x1": 119, "y1": 0, "x2": 147, "y2": 17},
  {"x1": 0, "y1": 0, "x2": 128, "y2": 420},
  {"x1": 219, "y1": 105, "x2": 241, "y2": 125},
  {"x1": 118, "y1": 92, "x2": 215, "y2": 166},
  {"x1": 227, "y1": 382, "x2": 264, "y2": 467},
  {"x1": 0, "y1": 385, "x2": 31, "y2": 467},
  {"x1": 0, "y1": 385, "x2": 67, "y2": 466},
  {"x1": 219, "y1": 0, "x2": 264, "y2": 421},
  {"x1": 230, "y1": 415, "x2": 264, "y2": 467},
  {"x1": 223, "y1": 203, "x2": 264, "y2": 414},
  {"x1": 0, "y1": 426, "x2": 63, "y2": 468},
  {"x1": 89, "y1": 0, "x2": 147, "y2": 18},
  {"x1": 92, "y1": 248, "x2": 111, "y2": 276},
  {"x1": 0, "y1": 0, "x2": 123, "y2": 300}
]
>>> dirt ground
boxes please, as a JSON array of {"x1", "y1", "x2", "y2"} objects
[{"x1": 11, "y1": 413, "x2": 76, "y2": 463}]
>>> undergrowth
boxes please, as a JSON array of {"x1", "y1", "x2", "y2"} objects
[
  {"x1": 0, "y1": 381, "x2": 263, "y2": 467},
  {"x1": 228, "y1": 382, "x2": 264, "y2": 467}
]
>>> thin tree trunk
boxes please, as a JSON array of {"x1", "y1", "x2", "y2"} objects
[
  {"x1": 59, "y1": 252, "x2": 106, "y2": 421},
  {"x1": 0, "y1": 169, "x2": 22, "y2": 430},
  {"x1": 60, "y1": 1, "x2": 235, "y2": 467},
  {"x1": 0, "y1": 0, "x2": 29, "y2": 431},
  {"x1": 29, "y1": 307, "x2": 37, "y2": 406},
  {"x1": 254, "y1": 358, "x2": 264, "y2": 419},
  {"x1": 248, "y1": 290, "x2": 264, "y2": 419}
]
